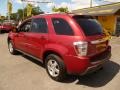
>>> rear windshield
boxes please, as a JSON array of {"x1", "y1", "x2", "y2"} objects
[{"x1": 74, "y1": 18, "x2": 103, "y2": 36}]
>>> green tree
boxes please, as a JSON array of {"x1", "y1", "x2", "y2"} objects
[
  {"x1": 52, "y1": 6, "x2": 58, "y2": 12},
  {"x1": 10, "y1": 13, "x2": 17, "y2": 20},
  {"x1": 9, "y1": 5, "x2": 44, "y2": 21},
  {"x1": 32, "y1": 6, "x2": 44, "y2": 15},
  {"x1": 52, "y1": 6, "x2": 69, "y2": 13},
  {"x1": 17, "y1": 9, "x2": 24, "y2": 20}
]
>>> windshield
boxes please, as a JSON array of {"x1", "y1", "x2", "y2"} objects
[{"x1": 74, "y1": 18, "x2": 103, "y2": 36}]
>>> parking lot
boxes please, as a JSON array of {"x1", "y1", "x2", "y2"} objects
[{"x1": 0, "y1": 33, "x2": 120, "y2": 90}]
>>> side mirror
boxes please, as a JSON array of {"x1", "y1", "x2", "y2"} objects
[{"x1": 12, "y1": 27, "x2": 18, "y2": 32}]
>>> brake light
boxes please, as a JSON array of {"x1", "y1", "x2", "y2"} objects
[{"x1": 73, "y1": 41, "x2": 88, "y2": 56}]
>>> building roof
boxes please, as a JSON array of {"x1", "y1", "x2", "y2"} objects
[{"x1": 72, "y1": 2, "x2": 120, "y2": 16}]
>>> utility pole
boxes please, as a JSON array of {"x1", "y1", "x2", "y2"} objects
[
  {"x1": 22, "y1": 1, "x2": 25, "y2": 20},
  {"x1": 21, "y1": 0, "x2": 25, "y2": 20},
  {"x1": 90, "y1": 0, "x2": 93, "y2": 7},
  {"x1": 7, "y1": 0, "x2": 10, "y2": 21},
  {"x1": 7, "y1": 0, "x2": 12, "y2": 21}
]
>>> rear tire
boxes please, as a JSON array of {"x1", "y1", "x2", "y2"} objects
[
  {"x1": 45, "y1": 54, "x2": 66, "y2": 82},
  {"x1": 8, "y1": 40, "x2": 18, "y2": 55}
]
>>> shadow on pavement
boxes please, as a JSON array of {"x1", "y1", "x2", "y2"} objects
[
  {"x1": 22, "y1": 54, "x2": 45, "y2": 68},
  {"x1": 65, "y1": 61, "x2": 120, "y2": 87},
  {"x1": 20, "y1": 54, "x2": 120, "y2": 87}
]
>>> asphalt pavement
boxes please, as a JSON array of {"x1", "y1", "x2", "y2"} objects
[{"x1": 0, "y1": 33, "x2": 120, "y2": 90}]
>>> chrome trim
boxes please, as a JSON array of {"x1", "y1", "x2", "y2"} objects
[
  {"x1": 16, "y1": 49, "x2": 43, "y2": 63},
  {"x1": 80, "y1": 52, "x2": 111, "y2": 75},
  {"x1": 80, "y1": 55, "x2": 111, "y2": 76},
  {"x1": 91, "y1": 52, "x2": 111, "y2": 64},
  {"x1": 91, "y1": 37, "x2": 109, "y2": 44},
  {"x1": 91, "y1": 39, "x2": 107, "y2": 44}
]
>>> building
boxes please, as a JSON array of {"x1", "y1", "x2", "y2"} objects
[{"x1": 72, "y1": 2, "x2": 120, "y2": 36}]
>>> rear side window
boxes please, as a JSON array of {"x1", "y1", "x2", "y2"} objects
[
  {"x1": 52, "y1": 18, "x2": 74, "y2": 35},
  {"x1": 74, "y1": 18, "x2": 103, "y2": 36},
  {"x1": 31, "y1": 18, "x2": 48, "y2": 33}
]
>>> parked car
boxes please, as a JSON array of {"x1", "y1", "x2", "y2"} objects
[
  {"x1": 0, "y1": 20, "x2": 16, "y2": 33},
  {"x1": 0, "y1": 21, "x2": 2, "y2": 25},
  {"x1": 8, "y1": 13, "x2": 111, "y2": 81},
  {"x1": 0, "y1": 21, "x2": 3, "y2": 31}
]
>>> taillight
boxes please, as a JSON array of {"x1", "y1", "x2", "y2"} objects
[{"x1": 73, "y1": 41, "x2": 88, "y2": 56}]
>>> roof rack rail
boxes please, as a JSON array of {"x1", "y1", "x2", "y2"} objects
[{"x1": 39, "y1": 12, "x2": 74, "y2": 15}]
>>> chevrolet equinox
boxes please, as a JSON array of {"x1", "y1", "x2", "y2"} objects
[{"x1": 8, "y1": 13, "x2": 111, "y2": 81}]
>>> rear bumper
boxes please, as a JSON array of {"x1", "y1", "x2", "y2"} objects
[
  {"x1": 80, "y1": 51, "x2": 111, "y2": 75},
  {"x1": 64, "y1": 46, "x2": 111, "y2": 75}
]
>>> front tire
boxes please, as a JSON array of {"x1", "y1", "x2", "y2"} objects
[
  {"x1": 8, "y1": 40, "x2": 17, "y2": 55},
  {"x1": 45, "y1": 54, "x2": 66, "y2": 81}
]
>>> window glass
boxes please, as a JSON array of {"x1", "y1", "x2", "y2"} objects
[
  {"x1": 31, "y1": 18, "x2": 48, "y2": 33},
  {"x1": 73, "y1": 17, "x2": 103, "y2": 36},
  {"x1": 52, "y1": 18, "x2": 74, "y2": 35},
  {"x1": 116, "y1": 17, "x2": 120, "y2": 35},
  {"x1": 19, "y1": 20, "x2": 31, "y2": 32}
]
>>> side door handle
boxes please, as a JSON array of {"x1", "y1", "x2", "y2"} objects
[{"x1": 40, "y1": 36, "x2": 47, "y2": 40}]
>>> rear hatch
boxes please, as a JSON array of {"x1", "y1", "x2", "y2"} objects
[
  {"x1": 73, "y1": 15, "x2": 109, "y2": 57},
  {"x1": 87, "y1": 35, "x2": 109, "y2": 56}
]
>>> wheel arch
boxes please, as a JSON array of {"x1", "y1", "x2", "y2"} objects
[{"x1": 42, "y1": 50, "x2": 64, "y2": 64}]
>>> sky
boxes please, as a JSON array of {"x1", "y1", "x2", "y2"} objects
[{"x1": 0, "y1": 0, "x2": 120, "y2": 16}]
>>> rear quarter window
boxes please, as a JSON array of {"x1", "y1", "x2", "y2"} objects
[{"x1": 52, "y1": 18, "x2": 74, "y2": 35}]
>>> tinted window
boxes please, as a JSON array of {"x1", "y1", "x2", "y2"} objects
[
  {"x1": 52, "y1": 18, "x2": 74, "y2": 35},
  {"x1": 31, "y1": 18, "x2": 48, "y2": 33},
  {"x1": 74, "y1": 18, "x2": 103, "y2": 36},
  {"x1": 19, "y1": 20, "x2": 31, "y2": 32}
]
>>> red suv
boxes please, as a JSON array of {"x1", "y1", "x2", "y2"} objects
[{"x1": 8, "y1": 13, "x2": 111, "y2": 81}]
